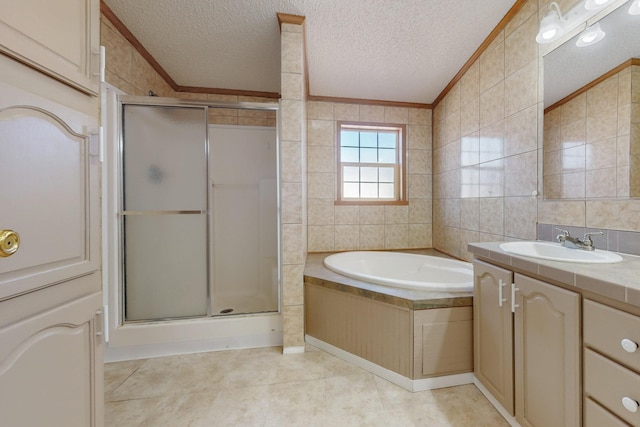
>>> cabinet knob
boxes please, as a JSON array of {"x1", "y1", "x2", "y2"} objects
[
  {"x1": 621, "y1": 338, "x2": 638, "y2": 353},
  {"x1": 622, "y1": 397, "x2": 639, "y2": 413}
]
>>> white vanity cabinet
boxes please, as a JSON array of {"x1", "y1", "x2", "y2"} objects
[
  {"x1": 0, "y1": 0, "x2": 101, "y2": 95},
  {"x1": 584, "y1": 299, "x2": 640, "y2": 426},
  {"x1": 473, "y1": 260, "x2": 581, "y2": 427}
]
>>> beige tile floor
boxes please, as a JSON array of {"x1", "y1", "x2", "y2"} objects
[{"x1": 105, "y1": 345, "x2": 509, "y2": 427}]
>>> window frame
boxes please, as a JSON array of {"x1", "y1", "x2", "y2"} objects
[{"x1": 336, "y1": 121, "x2": 408, "y2": 206}]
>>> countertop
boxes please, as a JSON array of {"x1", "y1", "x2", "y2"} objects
[
  {"x1": 304, "y1": 249, "x2": 473, "y2": 310},
  {"x1": 468, "y1": 242, "x2": 640, "y2": 309}
]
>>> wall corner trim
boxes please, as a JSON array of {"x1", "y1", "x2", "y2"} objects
[{"x1": 277, "y1": 13, "x2": 306, "y2": 30}]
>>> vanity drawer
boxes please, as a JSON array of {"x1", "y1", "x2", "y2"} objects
[
  {"x1": 584, "y1": 349, "x2": 640, "y2": 426},
  {"x1": 584, "y1": 299, "x2": 640, "y2": 372},
  {"x1": 585, "y1": 397, "x2": 630, "y2": 427}
]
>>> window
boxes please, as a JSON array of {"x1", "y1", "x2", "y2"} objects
[{"x1": 337, "y1": 121, "x2": 407, "y2": 204}]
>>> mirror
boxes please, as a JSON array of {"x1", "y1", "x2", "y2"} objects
[
  {"x1": 544, "y1": 3, "x2": 640, "y2": 108},
  {"x1": 542, "y1": 3, "x2": 640, "y2": 199}
]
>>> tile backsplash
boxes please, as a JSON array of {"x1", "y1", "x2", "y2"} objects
[{"x1": 538, "y1": 223, "x2": 640, "y2": 256}]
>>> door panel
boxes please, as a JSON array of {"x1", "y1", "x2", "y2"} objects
[
  {"x1": 123, "y1": 105, "x2": 207, "y2": 212},
  {"x1": 0, "y1": 292, "x2": 102, "y2": 427},
  {"x1": 124, "y1": 214, "x2": 208, "y2": 320},
  {"x1": 0, "y1": 0, "x2": 100, "y2": 94},
  {"x1": 514, "y1": 274, "x2": 580, "y2": 427},
  {"x1": 121, "y1": 103, "x2": 209, "y2": 321},
  {"x1": 473, "y1": 260, "x2": 514, "y2": 415},
  {"x1": 210, "y1": 125, "x2": 278, "y2": 312},
  {"x1": 0, "y1": 105, "x2": 99, "y2": 300}
]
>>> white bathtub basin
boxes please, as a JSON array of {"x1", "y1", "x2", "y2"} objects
[
  {"x1": 323, "y1": 251, "x2": 473, "y2": 292},
  {"x1": 499, "y1": 241, "x2": 623, "y2": 264}
]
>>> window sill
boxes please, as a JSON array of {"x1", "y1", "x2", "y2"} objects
[{"x1": 334, "y1": 200, "x2": 409, "y2": 206}]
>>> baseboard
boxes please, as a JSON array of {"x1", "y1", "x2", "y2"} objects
[
  {"x1": 282, "y1": 345, "x2": 305, "y2": 354},
  {"x1": 305, "y1": 335, "x2": 474, "y2": 392},
  {"x1": 413, "y1": 372, "x2": 476, "y2": 392},
  {"x1": 473, "y1": 377, "x2": 521, "y2": 427}
]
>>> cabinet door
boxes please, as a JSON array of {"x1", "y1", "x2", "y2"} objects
[
  {"x1": 0, "y1": 292, "x2": 103, "y2": 427},
  {"x1": 0, "y1": 0, "x2": 100, "y2": 95},
  {"x1": 0, "y1": 100, "x2": 100, "y2": 300},
  {"x1": 514, "y1": 274, "x2": 580, "y2": 427},
  {"x1": 473, "y1": 260, "x2": 514, "y2": 415}
]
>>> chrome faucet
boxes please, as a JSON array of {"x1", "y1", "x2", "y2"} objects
[{"x1": 555, "y1": 228, "x2": 603, "y2": 251}]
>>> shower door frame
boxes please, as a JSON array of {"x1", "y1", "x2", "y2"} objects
[{"x1": 116, "y1": 96, "x2": 281, "y2": 325}]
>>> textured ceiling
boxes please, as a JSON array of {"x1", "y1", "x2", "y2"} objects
[{"x1": 102, "y1": 0, "x2": 518, "y2": 104}]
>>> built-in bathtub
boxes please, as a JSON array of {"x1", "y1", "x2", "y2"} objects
[
  {"x1": 323, "y1": 251, "x2": 473, "y2": 292},
  {"x1": 304, "y1": 250, "x2": 474, "y2": 392}
]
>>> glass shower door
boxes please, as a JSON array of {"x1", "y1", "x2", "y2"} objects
[
  {"x1": 210, "y1": 125, "x2": 278, "y2": 316},
  {"x1": 121, "y1": 104, "x2": 209, "y2": 321}
]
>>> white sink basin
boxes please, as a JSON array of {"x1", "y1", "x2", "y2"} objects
[{"x1": 499, "y1": 241, "x2": 623, "y2": 264}]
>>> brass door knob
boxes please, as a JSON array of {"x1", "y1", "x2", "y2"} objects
[{"x1": 0, "y1": 230, "x2": 20, "y2": 257}]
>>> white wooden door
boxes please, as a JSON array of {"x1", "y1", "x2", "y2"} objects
[
  {"x1": 0, "y1": 82, "x2": 102, "y2": 426},
  {"x1": 0, "y1": 96, "x2": 100, "y2": 299}
]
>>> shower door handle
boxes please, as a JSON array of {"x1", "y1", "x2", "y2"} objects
[{"x1": 121, "y1": 210, "x2": 207, "y2": 215}]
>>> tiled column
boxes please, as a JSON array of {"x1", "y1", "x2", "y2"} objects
[{"x1": 279, "y1": 14, "x2": 307, "y2": 353}]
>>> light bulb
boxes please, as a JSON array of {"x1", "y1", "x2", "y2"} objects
[
  {"x1": 536, "y1": 3, "x2": 565, "y2": 44},
  {"x1": 576, "y1": 23, "x2": 605, "y2": 47},
  {"x1": 585, "y1": 0, "x2": 614, "y2": 10}
]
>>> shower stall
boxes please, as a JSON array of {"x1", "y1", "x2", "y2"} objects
[{"x1": 118, "y1": 97, "x2": 279, "y2": 323}]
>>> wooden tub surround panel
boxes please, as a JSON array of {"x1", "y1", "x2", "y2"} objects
[
  {"x1": 305, "y1": 283, "x2": 413, "y2": 378},
  {"x1": 304, "y1": 282, "x2": 473, "y2": 381}
]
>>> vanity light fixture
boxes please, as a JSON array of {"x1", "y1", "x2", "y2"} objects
[
  {"x1": 576, "y1": 22, "x2": 606, "y2": 46},
  {"x1": 584, "y1": 0, "x2": 615, "y2": 10},
  {"x1": 536, "y1": 2, "x2": 566, "y2": 43},
  {"x1": 629, "y1": 0, "x2": 640, "y2": 15}
]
